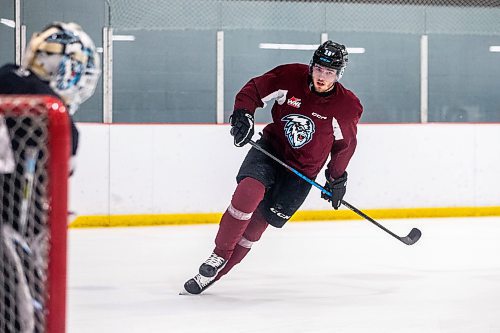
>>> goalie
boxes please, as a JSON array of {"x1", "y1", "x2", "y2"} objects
[
  {"x1": 1, "y1": 20, "x2": 100, "y2": 231},
  {"x1": 0, "y1": 21, "x2": 100, "y2": 164},
  {"x1": 0, "y1": 22, "x2": 100, "y2": 332},
  {"x1": 183, "y1": 41, "x2": 363, "y2": 295}
]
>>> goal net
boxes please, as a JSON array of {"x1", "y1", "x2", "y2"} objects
[{"x1": 0, "y1": 95, "x2": 70, "y2": 333}]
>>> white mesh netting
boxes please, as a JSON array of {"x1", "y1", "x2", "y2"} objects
[
  {"x1": 108, "y1": 0, "x2": 500, "y2": 35},
  {"x1": 1, "y1": 96, "x2": 68, "y2": 333}
]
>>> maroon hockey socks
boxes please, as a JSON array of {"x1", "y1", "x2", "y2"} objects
[
  {"x1": 215, "y1": 209, "x2": 269, "y2": 281},
  {"x1": 183, "y1": 180, "x2": 269, "y2": 295},
  {"x1": 214, "y1": 177, "x2": 265, "y2": 259},
  {"x1": 214, "y1": 244, "x2": 249, "y2": 281}
]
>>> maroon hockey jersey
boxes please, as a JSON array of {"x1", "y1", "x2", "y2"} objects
[{"x1": 234, "y1": 63, "x2": 363, "y2": 179}]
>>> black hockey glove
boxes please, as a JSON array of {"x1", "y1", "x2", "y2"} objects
[
  {"x1": 321, "y1": 170, "x2": 348, "y2": 210},
  {"x1": 230, "y1": 109, "x2": 254, "y2": 147}
]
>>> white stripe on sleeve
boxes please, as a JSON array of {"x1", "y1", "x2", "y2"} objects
[{"x1": 260, "y1": 89, "x2": 288, "y2": 108}]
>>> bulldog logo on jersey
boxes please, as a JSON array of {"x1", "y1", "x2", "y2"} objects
[{"x1": 281, "y1": 114, "x2": 315, "y2": 149}]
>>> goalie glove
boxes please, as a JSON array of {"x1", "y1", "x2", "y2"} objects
[
  {"x1": 321, "y1": 170, "x2": 348, "y2": 210},
  {"x1": 229, "y1": 109, "x2": 254, "y2": 147}
]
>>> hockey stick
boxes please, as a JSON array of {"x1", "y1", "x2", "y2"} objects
[
  {"x1": 248, "y1": 140, "x2": 421, "y2": 245},
  {"x1": 19, "y1": 147, "x2": 38, "y2": 234}
]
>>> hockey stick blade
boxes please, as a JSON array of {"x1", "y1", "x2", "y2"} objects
[{"x1": 400, "y1": 228, "x2": 422, "y2": 245}]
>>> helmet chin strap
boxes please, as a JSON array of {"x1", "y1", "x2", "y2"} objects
[
  {"x1": 337, "y1": 67, "x2": 345, "y2": 80},
  {"x1": 319, "y1": 81, "x2": 334, "y2": 93}
]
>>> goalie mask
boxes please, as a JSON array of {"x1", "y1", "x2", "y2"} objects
[
  {"x1": 310, "y1": 41, "x2": 348, "y2": 81},
  {"x1": 22, "y1": 22, "x2": 100, "y2": 114}
]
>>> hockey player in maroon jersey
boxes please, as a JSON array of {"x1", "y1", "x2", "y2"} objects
[{"x1": 183, "y1": 41, "x2": 363, "y2": 295}]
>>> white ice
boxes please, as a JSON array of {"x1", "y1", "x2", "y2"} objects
[{"x1": 68, "y1": 217, "x2": 500, "y2": 333}]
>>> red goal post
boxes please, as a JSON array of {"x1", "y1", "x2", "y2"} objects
[{"x1": 0, "y1": 95, "x2": 70, "y2": 333}]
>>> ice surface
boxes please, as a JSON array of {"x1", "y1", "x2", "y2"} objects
[{"x1": 68, "y1": 217, "x2": 500, "y2": 333}]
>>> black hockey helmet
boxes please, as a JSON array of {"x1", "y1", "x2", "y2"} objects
[{"x1": 310, "y1": 41, "x2": 348, "y2": 79}]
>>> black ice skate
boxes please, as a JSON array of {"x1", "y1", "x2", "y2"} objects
[
  {"x1": 182, "y1": 274, "x2": 216, "y2": 295},
  {"x1": 199, "y1": 252, "x2": 227, "y2": 278}
]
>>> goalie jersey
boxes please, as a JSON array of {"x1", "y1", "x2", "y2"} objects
[
  {"x1": 0, "y1": 63, "x2": 79, "y2": 156},
  {"x1": 234, "y1": 63, "x2": 363, "y2": 179}
]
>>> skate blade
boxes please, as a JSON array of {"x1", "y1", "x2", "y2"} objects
[{"x1": 179, "y1": 289, "x2": 197, "y2": 296}]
